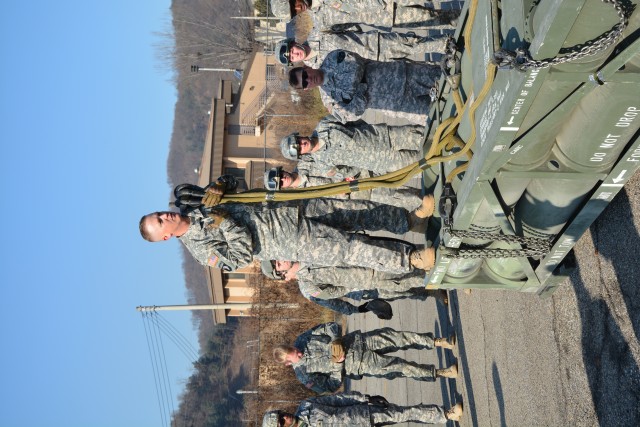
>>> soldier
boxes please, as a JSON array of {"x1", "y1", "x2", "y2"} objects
[
  {"x1": 261, "y1": 259, "x2": 447, "y2": 318},
  {"x1": 280, "y1": 115, "x2": 426, "y2": 175},
  {"x1": 264, "y1": 166, "x2": 424, "y2": 211},
  {"x1": 269, "y1": 0, "x2": 452, "y2": 31},
  {"x1": 262, "y1": 392, "x2": 463, "y2": 426},
  {"x1": 289, "y1": 50, "x2": 441, "y2": 124},
  {"x1": 275, "y1": 32, "x2": 447, "y2": 67},
  {"x1": 139, "y1": 196, "x2": 437, "y2": 273},
  {"x1": 273, "y1": 322, "x2": 458, "y2": 393}
]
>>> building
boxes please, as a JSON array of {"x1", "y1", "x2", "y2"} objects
[{"x1": 197, "y1": 50, "x2": 286, "y2": 323}]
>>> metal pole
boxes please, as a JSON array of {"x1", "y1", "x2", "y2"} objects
[
  {"x1": 230, "y1": 16, "x2": 282, "y2": 20},
  {"x1": 236, "y1": 390, "x2": 259, "y2": 394},
  {"x1": 191, "y1": 66, "x2": 241, "y2": 73},
  {"x1": 136, "y1": 303, "x2": 299, "y2": 312}
]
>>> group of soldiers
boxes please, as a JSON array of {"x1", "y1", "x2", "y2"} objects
[{"x1": 140, "y1": 0, "x2": 466, "y2": 425}]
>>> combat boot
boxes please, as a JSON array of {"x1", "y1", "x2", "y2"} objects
[
  {"x1": 445, "y1": 402, "x2": 463, "y2": 422},
  {"x1": 432, "y1": 289, "x2": 448, "y2": 305},
  {"x1": 410, "y1": 247, "x2": 436, "y2": 270},
  {"x1": 434, "y1": 333, "x2": 456, "y2": 350},
  {"x1": 436, "y1": 362, "x2": 458, "y2": 378},
  {"x1": 407, "y1": 195, "x2": 435, "y2": 233}
]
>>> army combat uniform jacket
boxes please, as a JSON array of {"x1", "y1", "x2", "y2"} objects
[
  {"x1": 318, "y1": 50, "x2": 440, "y2": 124},
  {"x1": 177, "y1": 198, "x2": 413, "y2": 273}
]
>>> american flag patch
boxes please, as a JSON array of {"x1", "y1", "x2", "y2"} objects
[{"x1": 207, "y1": 255, "x2": 219, "y2": 268}]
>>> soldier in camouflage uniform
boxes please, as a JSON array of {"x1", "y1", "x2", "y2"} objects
[
  {"x1": 275, "y1": 32, "x2": 447, "y2": 67},
  {"x1": 269, "y1": 0, "x2": 450, "y2": 30},
  {"x1": 264, "y1": 166, "x2": 424, "y2": 211},
  {"x1": 261, "y1": 259, "x2": 447, "y2": 317},
  {"x1": 262, "y1": 392, "x2": 463, "y2": 426},
  {"x1": 289, "y1": 50, "x2": 441, "y2": 124},
  {"x1": 280, "y1": 115, "x2": 426, "y2": 175},
  {"x1": 274, "y1": 322, "x2": 458, "y2": 393},
  {"x1": 139, "y1": 198, "x2": 436, "y2": 273}
]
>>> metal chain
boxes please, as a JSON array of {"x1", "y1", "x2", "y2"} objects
[
  {"x1": 442, "y1": 225, "x2": 552, "y2": 259},
  {"x1": 493, "y1": 0, "x2": 629, "y2": 71}
]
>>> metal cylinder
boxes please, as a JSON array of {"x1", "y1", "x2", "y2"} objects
[
  {"x1": 552, "y1": 83, "x2": 640, "y2": 172},
  {"x1": 444, "y1": 257, "x2": 483, "y2": 283},
  {"x1": 512, "y1": 178, "x2": 597, "y2": 239},
  {"x1": 482, "y1": 242, "x2": 527, "y2": 281}
]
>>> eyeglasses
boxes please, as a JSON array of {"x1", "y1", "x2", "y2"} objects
[
  {"x1": 300, "y1": 70, "x2": 309, "y2": 89},
  {"x1": 271, "y1": 261, "x2": 286, "y2": 280}
]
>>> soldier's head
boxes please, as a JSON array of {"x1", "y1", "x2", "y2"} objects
[
  {"x1": 276, "y1": 39, "x2": 311, "y2": 66},
  {"x1": 289, "y1": 66, "x2": 323, "y2": 91},
  {"x1": 262, "y1": 410, "x2": 298, "y2": 427},
  {"x1": 289, "y1": 0, "x2": 311, "y2": 17},
  {"x1": 262, "y1": 260, "x2": 300, "y2": 281},
  {"x1": 281, "y1": 133, "x2": 318, "y2": 159},
  {"x1": 139, "y1": 211, "x2": 190, "y2": 242},
  {"x1": 264, "y1": 167, "x2": 301, "y2": 190},
  {"x1": 273, "y1": 345, "x2": 303, "y2": 365}
]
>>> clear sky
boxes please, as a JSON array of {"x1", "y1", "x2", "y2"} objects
[{"x1": 0, "y1": 1, "x2": 200, "y2": 426}]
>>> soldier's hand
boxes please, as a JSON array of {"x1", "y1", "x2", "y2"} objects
[
  {"x1": 202, "y1": 181, "x2": 226, "y2": 207},
  {"x1": 330, "y1": 339, "x2": 346, "y2": 363},
  {"x1": 368, "y1": 395, "x2": 389, "y2": 407}
]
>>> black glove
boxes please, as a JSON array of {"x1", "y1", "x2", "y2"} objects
[
  {"x1": 358, "y1": 299, "x2": 393, "y2": 320},
  {"x1": 368, "y1": 395, "x2": 389, "y2": 407}
]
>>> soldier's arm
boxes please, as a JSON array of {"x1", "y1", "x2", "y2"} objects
[
  {"x1": 202, "y1": 213, "x2": 254, "y2": 271},
  {"x1": 302, "y1": 281, "x2": 351, "y2": 300},
  {"x1": 306, "y1": 391, "x2": 371, "y2": 406}
]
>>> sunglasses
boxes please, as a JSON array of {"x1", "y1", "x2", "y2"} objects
[
  {"x1": 271, "y1": 261, "x2": 286, "y2": 280},
  {"x1": 300, "y1": 70, "x2": 309, "y2": 89},
  {"x1": 278, "y1": 414, "x2": 287, "y2": 427}
]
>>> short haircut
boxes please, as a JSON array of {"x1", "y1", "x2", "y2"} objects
[
  {"x1": 289, "y1": 67, "x2": 304, "y2": 88},
  {"x1": 273, "y1": 345, "x2": 297, "y2": 363},
  {"x1": 139, "y1": 214, "x2": 153, "y2": 242},
  {"x1": 288, "y1": 0, "x2": 313, "y2": 18}
]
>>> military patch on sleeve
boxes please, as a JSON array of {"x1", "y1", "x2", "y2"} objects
[
  {"x1": 207, "y1": 255, "x2": 220, "y2": 268},
  {"x1": 310, "y1": 291, "x2": 321, "y2": 297}
]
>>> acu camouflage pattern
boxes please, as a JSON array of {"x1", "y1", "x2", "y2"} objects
[
  {"x1": 302, "y1": 26, "x2": 448, "y2": 66},
  {"x1": 301, "y1": 115, "x2": 425, "y2": 175},
  {"x1": 294, "y1": 391, "x2": 447, "y2": 426},
  {"x1": 318, "y1": 50, "x2": 441, "y2": 124},
  {"x1": 292, "y1": 322, "x2": 343, "y2": 393},
  {"x1": 179, "y1": 199, "x2": 414, "y2": 273},
  {"x1": 292, "y1": 322, "x2": 438, "y2": 393},
  {"x1": 296, "y1": 265, "x2": 426, "y2": 300},
  {"x1": 307, "y1": 0, "x2": 439, "y2": 31}
]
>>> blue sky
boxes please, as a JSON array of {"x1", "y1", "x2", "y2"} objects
[{"x1": 0, "y1": 1, "x2": 200, "y2": 426}]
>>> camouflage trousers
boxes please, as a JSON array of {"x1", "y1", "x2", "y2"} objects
[
  {"x1": 298, "y1": 199, "x2": 414, "y2": 273},
  {"x1": 346, "y1": 328, "x2": 437, "y2": 380},
  {"x1": 370, "y1": 403, "x2": 447, "y2": 425}
]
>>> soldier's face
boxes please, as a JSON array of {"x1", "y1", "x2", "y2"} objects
[
  {"x1": 280, "y1": 171, "x2": 294, "y2": 188},
  {"x1": 297, "y1": 137, "x2": 314, "y2": 154},
  {"x1": 285, "y1": 350, "x2": 303, "y2": 365},
  {"x1": 144, "y1": 211, "x2": 186, "y2": 242},
  {"x1": 294, "y1": 68, "x2": 322, "y2": 90},
  {"x1": 278, "y1": 413, "x2": 297, "y2": 427},
  {"x1": 290, "y1": 45, "x2": 307, "y2": 62},
  {"x1": 293, "y1": 0, "x2": 308, "y2": 14},
  {"x1": 275, "y1": 260, "x2": 298, "y2": 281}
]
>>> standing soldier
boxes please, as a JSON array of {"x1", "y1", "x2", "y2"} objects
[
  {"x1": 273, "y1": 322, "x2": 458, "y2": 393},
  {"x1": 140, "y1": 195, "x2": 437, "y2": 273},
  {"x1": 289, "y1": 50, "x2": 440, "y2": 124},
  {"x1": 262, "y1": 392, "x2": 463, "y2": 426},
  {"x1": 264, "y1": 166, "x2": 425, "y2": 211},
  {"x1": 280, "y1": 115, "x2": 426, "y2": 176},
  {"x1": 261, "y1": 259, "x2": 447, "y2": 318},
  {"x1": 269, "y1": 0, "x2": 452, "y2": 31},
  {"x1": 275, "y1": 33, "x2": 447, "y2": 67}
]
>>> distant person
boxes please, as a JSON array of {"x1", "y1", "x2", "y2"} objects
[
  {"x1": 262, "y1": 392, "x2": 463, "y2": 426},
  {"x1": 273, "y1": 322, "x2": 458, "y2": 393}
]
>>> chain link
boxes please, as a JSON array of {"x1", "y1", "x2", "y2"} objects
[
  {"x1": 493, "y1": 0, "x2": 629, "y2": 71},
  {"x1": 442, "y1": 225, "x2": 552, "y2": 259}
]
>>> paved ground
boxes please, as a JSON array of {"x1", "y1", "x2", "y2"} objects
[{"x1": 345, "y1": 173, "x2": 640, "y2": 426}]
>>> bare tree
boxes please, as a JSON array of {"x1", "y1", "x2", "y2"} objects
[{"x1": 155, "y1": 0, "x2": 262, "y2": 81}]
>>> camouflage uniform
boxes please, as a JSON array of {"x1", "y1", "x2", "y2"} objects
[
  {"x1": 302, "y1": 27, "x2": 448, "y2": 67},
  {"x1": 262, "y1": 391, "x2": 448, "y2": 426},
  {"x1": 291, "y1": 322, "x2": 438, "y2": 393},
  {"x1": 297, "y1": 115, "x2": 425, "y2": 175},
  {"x1": 298, "y1": 266, "x2": 442, "y2": 316},
  {"x1": 318, "y1": 50, "x2": 440, "y2": 124},
  {"x1": 308, "y1": 0, "x2": 440, "y2": 31},
  {"x1": 177, "y1": 198, "x2": 414, "y2": 273}
]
